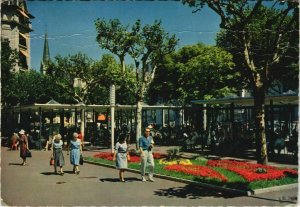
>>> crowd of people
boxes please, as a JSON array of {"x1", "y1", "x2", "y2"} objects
[{"x1": 9, "y1": 127, "x2": 156, "y2": 182}]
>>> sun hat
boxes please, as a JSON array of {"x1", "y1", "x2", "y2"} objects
[{"x1": 19, "y1": 129, "x2": 25, "y2": 135}]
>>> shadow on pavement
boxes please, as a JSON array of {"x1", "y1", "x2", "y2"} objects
[
  {"x1": 153, "y1": 184, "x2": 240, "y2": 199},
  {"x1": 8, "y1": 163, "x2": 23, "y2": 166},
  {"x1": 99, "y1": 177, "x2": 140, "y2": 182},
  {"x1": 40, "y1": 172, "x2": 61, "y2": 176}
]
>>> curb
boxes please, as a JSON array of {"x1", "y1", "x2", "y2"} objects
[{"x1": 84, "y1": 159, "x2": 298, "y2": 196}]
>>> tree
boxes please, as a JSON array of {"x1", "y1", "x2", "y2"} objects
[
  {"x1": 48, "y1": 53, "x2": 136, "y2": 105},
  {"x1": 4, "y1": 70, "x2": 59, "y2": 105},
  {"x1": 129, "y1": 20, "x2": 179, "y2": 142},
  {"x1": 95, "y1": 19, "x2": 178, "y2": 143},
  {"x1": 148, "y1": 43, "x2": 238, "y2": 104},
  {"x1": 1, "y1": 39, "x2": 18, "y2": 106},
  {"x1": 95, "y1": 19, "x2": 138, "y2": 73},
  {"x1": 183, "y1": 0, "x2": 299, "y2": 164}
]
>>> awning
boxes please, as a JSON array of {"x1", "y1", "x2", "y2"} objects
[
  {"x1": 18, "y1": 9, "x2": 29, "y2": 19},
  {"x1": 19, "y1": 32, "x2": 29, "y2": 39},
  {"x1": 191, "y1": 94, "x2": 299, "y2": 106},
  {"x1": 20, "y1": 49, "x2": 29, "y2": 57}
]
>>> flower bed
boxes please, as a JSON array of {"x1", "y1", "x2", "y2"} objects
[
  {"x1": 164, "y1": 164, "x2": 228, "y2": 182},
  {"x1": 89, "y1": 152, "x2": 298, "y2": 189},
  {"x1": 207, "y1": 159, "x2": 298, "y2": 182},
  {"x1": 93, "y1": 152, "x2": 140, "y2": 163}
]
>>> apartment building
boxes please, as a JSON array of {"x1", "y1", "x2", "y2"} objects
[{"x1": 1, "y1": 0, "x2": 34, "y2": 72}]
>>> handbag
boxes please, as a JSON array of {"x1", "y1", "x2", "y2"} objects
[
  {"x1": 79, "y1": 154, "x2": 83, "y2": 165},
  {"x1": 127, "y1": 154, "x2": 131, "y2": 161},
  {"x1": 26, "y1": 149, "x2": 32, "y2": 158},
  {"x1": 50, "y1": 157, "x2": 54, "y2": 165}
]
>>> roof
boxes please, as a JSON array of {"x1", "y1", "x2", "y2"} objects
[
  {"x1": 2, "y1": 103, "x2": 187, "y2": 112},
  {"x1": 191, "y1": 94, "x2": 299, "y2": 106}
]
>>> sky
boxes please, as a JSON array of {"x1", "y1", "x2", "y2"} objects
[{"x1": 27, "y1": 1, "x2": 221, "y2": 71}]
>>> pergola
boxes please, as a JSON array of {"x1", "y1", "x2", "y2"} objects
[
  {"x1": 190, "y1": 94, "x2": 299, "y2": 142},
  {"x1": 1, "y1": 101, "x2": 192, "y2": 149}
]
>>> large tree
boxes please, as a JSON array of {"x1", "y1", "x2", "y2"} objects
[
  {"x1": 148, "y1": 43, "x2": 239, "y2": 104},
  {"x1": 95, "y1": 19, "x2": 178, "y2": 143},
  {"x1": 184, "y1": 0, "x2": 299, "y2": 164}
]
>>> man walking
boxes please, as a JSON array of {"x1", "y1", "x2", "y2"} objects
[{"x1": 139, "y1": 127, "x2": 155, "y2": 182}]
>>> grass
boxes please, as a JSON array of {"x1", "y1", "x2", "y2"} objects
[{"x1": 84, "y1": 156, "x2": 298, "y2": 191}]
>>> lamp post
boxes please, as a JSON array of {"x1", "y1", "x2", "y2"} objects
[
  {"x1": 110, "y1": 84, "x2": 115, "y2": 153},
  {"x1": 74, "y1": 78, "x2": 86, "y2": 145}
]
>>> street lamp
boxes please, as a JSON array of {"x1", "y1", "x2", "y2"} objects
[
  {"x1": 74, "y1": 78, "x2": 86, "y2": 145},
  {"x1": 110, "y1": 84, "x2": 116, "y2": 153}
]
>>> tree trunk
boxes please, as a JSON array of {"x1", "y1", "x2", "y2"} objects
[
  {"x1": 135, "y1": 101, "x2": 142, "y2": 149},
  {"x1": 121, "y1": 57, "x2": 125, "y2": 73},
  {"x1": 254, "y1": 85, "x2": 268, "y2": 164}
]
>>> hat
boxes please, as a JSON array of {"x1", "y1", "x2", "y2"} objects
[{"x1": 19, "y1": 129, "x2": 25, "y2": 135}]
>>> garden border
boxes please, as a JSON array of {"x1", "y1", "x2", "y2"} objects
[{"x1": 84, "y1": 159, "x2": 298, "y2": 196}]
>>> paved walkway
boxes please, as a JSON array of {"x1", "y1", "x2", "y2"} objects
[{"x1": 1, "y1": 147, "x2": 298, "y2": 206}]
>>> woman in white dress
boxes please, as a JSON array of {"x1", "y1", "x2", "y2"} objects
[{"x1": 113, "y1": 134, "x2": 129, "y2": 182}]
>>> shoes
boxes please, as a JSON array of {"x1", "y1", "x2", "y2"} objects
[
  {"x1": 76, "y1": 170, "x2": 80, "y2": 175},
  {"x1": 60, "y1": 172, "x2": 64, "y2": 176},
  {"x1": 120, "y1": 179, "x2": 125, "y2": 182},
  {"x1": 141, "y1": 176, "x2": 146, "y2": 182},
  {"x1": 148, "y1": 177, "x2": 155, "y2": 182}
]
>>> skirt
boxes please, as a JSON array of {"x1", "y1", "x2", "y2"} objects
[
  {"x1": 116, "y1": 152, "x2": 128, "y2": 170},
  {"x1": 53, "y1": 148, "x2": 65, "y2": 167}
]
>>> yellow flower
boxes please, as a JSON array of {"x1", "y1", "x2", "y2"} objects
[{"x1": 159, "y1": 158, "x2": 192, "y2": 165}]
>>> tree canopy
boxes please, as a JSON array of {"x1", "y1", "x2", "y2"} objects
[{"x1": 148, "y1": 43, "x2": 238, "y2": 105}]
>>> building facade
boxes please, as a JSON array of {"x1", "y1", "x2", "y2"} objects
[{"x1": 1, "y1": 0, "x2": 34, "y2": 72}]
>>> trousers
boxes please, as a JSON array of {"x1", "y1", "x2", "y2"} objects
[{"x1": 141, "y1": 150, "x2": 154, "y2": 177}]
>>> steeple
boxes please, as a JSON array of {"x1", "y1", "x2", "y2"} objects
[{"x1": 40, "y1": 29, "x2": 51, "y2": 74}]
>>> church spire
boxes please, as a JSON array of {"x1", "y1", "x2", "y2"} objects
[{"x1": 40, "y1": 28, "x2": 51, "y2": 74}]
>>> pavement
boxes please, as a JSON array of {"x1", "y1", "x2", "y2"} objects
[{"x1": 1, "y1": 146, "x2": 298, "y2": 206}]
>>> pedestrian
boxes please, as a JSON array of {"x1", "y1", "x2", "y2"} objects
[
  {"x1": 10, "y1": 132, "x2": 19, "y2": 150},
  {"x1": 51, "y1": 134, "x2": 65, "y2": 175},
  {"x1": 113, "y1": 134, "x2": 129, "y2": 182},
  {"x1": 44, "y1": 134, "x2": 53, "y2": 151},
  {"x1": 68, "y1": 132, "x2": 82, "y2": 175},
  {"x1": 19, "y1": 129, "x2": 29, "y2": 166},
  {"x1": 139, "y1": 127, "x2": 155, "y2": 182}
]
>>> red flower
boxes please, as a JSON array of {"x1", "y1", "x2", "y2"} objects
[
  {"x1": 164, "y1": 164, "x2": 228, "y2": 182},
  {"x1": 207, "y1": 159, "x2": 298, "y2": 182},
  {"x1": 94, "y1": 152, "x2": 140, "y2": 163},
  {"x1": 153, "y1": 153, "x2": 167, "y2": 159}
]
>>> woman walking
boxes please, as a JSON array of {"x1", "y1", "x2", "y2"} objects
[
  {"x1": 113, "y1": 134, "x2": 129, "y2": 182},
  {"x1": 19, "y1": 129, "x2": 29, "y2": 166},
  {"x1": 51, "y1": 134, "x2": 65, "y2": 175},
  {"x1": 69, "y1": 132, "x2": 82, "y2": 175}
]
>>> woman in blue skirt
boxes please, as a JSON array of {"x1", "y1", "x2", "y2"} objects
[
  {"x1": 113, "y1": 134, "x2": 129, "y2": 182},
  {"x1": 69, "y1": 132, "x2": 82, "y2": 175}
]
